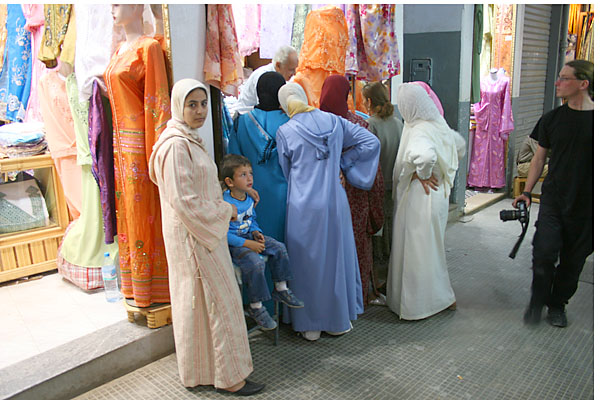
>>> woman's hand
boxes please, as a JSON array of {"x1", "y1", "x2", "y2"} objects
[
  {"x1": 412, "y1": 172, "x2": 439, "y2": 195},
  {"x1": 230, "y1": 204, "x2": 238, "y2": 221},
  {"x1": 247, "y1": 188, "x2": 260, "y2": 206},
  {"x1": 339, "y1": 171, "x2": 347, "y2": 189}
]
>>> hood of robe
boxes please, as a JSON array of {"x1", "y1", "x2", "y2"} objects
[{"x1": 282, "y1": 108, "x2": 340, "y2": 161}]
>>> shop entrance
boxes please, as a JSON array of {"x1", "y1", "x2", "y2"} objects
[{"x1": 464, "y1": 4, "x2": 517, "y2": 214}]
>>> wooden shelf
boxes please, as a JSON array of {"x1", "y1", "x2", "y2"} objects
[{"x1": 0, "y1": 153, "x2": 68, "y2": 283}]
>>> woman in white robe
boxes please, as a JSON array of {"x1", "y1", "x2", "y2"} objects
[
  {"x1": 387, "y1": 83, "x2": 466, "y2": 320},
  {"x1": 149, "y1": 79, "x2": 264, "y2": 396}
]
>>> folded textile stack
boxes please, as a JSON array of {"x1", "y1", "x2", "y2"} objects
[{"x1": 0, "y1": 122, "x2": 47, "y2": 158}]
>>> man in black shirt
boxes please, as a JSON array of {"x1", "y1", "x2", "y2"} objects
[{"x1": 514, "y1": 59, "x2": 593, "y2": 328}]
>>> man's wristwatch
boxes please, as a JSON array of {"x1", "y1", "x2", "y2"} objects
[{"x1": 522, "y1": 191, "x2": 532, "y2": 201}]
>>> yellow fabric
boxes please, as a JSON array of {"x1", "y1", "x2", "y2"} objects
[
  {"x1": 38, "y1": 4, "x2": 75, "y2": 68},
  {"x1": 0, "y1": 5, "x2": 7, "y2": 68},
  {"x1": 287, "y1": 99, "x2": 315, "y2": 118}
]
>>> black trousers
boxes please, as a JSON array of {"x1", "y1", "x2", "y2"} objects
[{"x1": 530, "y1": 193, "x2": 593, "y2": 309}]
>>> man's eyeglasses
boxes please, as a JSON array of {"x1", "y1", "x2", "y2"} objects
[{"x1": 556, "y1": 76, "x2": 581, "y2": 82}]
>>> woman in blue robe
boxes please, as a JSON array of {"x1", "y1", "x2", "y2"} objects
[
  {"x1": 276, "y1": 83, "x2": 380, "y2": 341},
  {"x1": 228, "y1": 72, "x2": 289, "y2": 242}
]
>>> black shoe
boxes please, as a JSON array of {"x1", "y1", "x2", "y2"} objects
[
  {"x1": 547, "y1": 306, "x2": 568, "y2": 328},
  {"x1": 523, "y1": 304, "x2": 543, "y2": 325},
  {"x1": 217, "y1": 380, "x2": 265, "y2": 396}
]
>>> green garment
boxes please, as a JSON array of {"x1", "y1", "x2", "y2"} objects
[
  {"x1": 471, "y1": 4, "x2": 483, "y2": 104},
  {"x1": 60, "y1": 74, "x2": 118, "y2": 268}
]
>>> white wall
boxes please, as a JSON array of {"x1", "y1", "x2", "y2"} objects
[{"x1": 167, "y1": 4, "x2": 215, "y2": 160}]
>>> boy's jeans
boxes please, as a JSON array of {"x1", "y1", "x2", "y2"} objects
[{"x1": 229, "y1": 234, "x2": 292, "y2": 303}]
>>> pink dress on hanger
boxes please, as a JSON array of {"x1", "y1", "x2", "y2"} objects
[
  {"x1": 22, "y1": 4, "x2": 46, "y2": 123},
  {"x1": 467, "y1": 75, "x2": 514, "y2": 188}
]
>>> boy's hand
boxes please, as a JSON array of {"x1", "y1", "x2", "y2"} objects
[
  {"x1": 244, "y1": 239, "x2": 265, "y2": 253},
  {"x1": 252, "y1": 231, "x2": 265, "y2": 243},
  {"x1": 247, "y1": 188, "x2": 260, "y2": 206}
]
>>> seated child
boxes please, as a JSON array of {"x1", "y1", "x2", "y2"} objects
[{"x1": 220, "y1": 154, "x2": 303, "y2": 330}]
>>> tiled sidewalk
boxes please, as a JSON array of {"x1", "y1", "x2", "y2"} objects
[{"x1": 74, "y1": 199, "x2": 594, "y2": 400}]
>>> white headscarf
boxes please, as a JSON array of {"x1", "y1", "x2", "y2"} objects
[
  {"x1": 277, "y1": 82, "x2": 314, "y2": 118},
  {"x1": 168, "y1": 78, "x2": 209, "y2": 139},
  {"x1": 393, "y1": 83, "x2": 465, "y2": 197}
]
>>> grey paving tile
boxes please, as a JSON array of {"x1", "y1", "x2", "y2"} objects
[{"x1": 75, "y1": 200, "x2": 593, "y2": 400}]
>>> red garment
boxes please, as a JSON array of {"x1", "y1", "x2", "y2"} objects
[{"x1": 319, "y1": 75, "x2": 385, "y2": 305}]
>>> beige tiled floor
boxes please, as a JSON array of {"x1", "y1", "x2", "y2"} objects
[{"x1": 0, "y1": 272, "x2": 126, "y2": 370}]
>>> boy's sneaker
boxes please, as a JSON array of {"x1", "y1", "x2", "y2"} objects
[
  {"x1": 272, "y1": 289, "x2": 304, "y2": 308},
  {"x1": 248, "y1": 305, "x2": 277, "y2": 330}
]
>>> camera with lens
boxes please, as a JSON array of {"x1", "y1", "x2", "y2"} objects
[
  {"x1": 500, "y1": 200, "x2": 530, "y2": 259},
  {"x1": 499, "y1": 200, "x2": 528, "y2": 224}
]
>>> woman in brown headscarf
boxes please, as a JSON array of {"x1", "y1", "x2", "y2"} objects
[{"x1": 319, "y1": 74, "x2": 385, "y2": 306}]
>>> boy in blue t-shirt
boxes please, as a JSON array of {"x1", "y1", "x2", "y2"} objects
[{"x1": 220, "y1": 154, "x2": 303, "y2": 330}]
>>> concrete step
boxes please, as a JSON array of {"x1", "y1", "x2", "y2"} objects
[{"x1": 0, "y1": 319, "x2": 174, "y2": 400}]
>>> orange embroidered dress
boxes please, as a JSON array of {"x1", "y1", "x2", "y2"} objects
[{"x1": 104, "y1": 36, "x2": 171, "y2": 307}]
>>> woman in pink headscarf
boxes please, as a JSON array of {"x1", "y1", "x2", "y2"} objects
[{"x1": 411, "y1": 81, "x2": 444, "y2": 117}]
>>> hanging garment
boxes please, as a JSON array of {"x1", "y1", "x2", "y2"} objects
[
  {"x1": 38, "y1": 70, "x2": 81, "y2": 219},
  {"x1": 290, "y1": 4, "x2": 311, "y2": 53},
  {"x1": 345, "y1": 5, "x2": 400, "y2": 82},
  {"x1": 231, "y1": 4, "x2": 260, "y2": 58},
  {"x1": 492, "y1": 4, "x2": 514, "y2": 78},
  {"x1": 57, "y1": 74, "x2": 118, "y2": 290},
  {"x1": 0, "y1": 5, "x2": 7, "y2": 68},
  {"x1": 38, "y1": 5, "x2": 76, "y2": 68},
  {"x1": 468, "y1": 75, "x2": 514, "y2": 188},
  {"x1": 148, "y1": 80, "x2": 253, "y2": 388},
  {"x1": 479, "y1": 4, "x2": 494, "y2": 79},
  {"x1": 0, "y1": 5, "x2": 32, "y2": 123},
  {"x1": 319, "y1": 75, "x2": 384, "y2": 306},
  {"x1": 89, "y1": 81, "x2": 117, "y2": 245},
  {"x1": 276, "y1": 105, "x2": 380, "y2": 333},
  {"x1": 387, "y1": 84, "x2": 465, "y2": 320},
  {"x1": 294, "y1": 6, "x2": 349, "y2": 107},
  {"x1": 471, "y1": 4, "x2": 483, "y2": 104},
  {"x1": 204, "y1": 5, "x2": 244, "y2": 97},
  {"x1": 104, "y1": 36, "x2": 171, "y2": 307},
  {"x1": 74, "y1": 4, "x2": 124, "y2": 103},
  {"x1": 22, "y1": 4, "x2": 46, "y2": 123},
  {"x1": 259, "y1": 4, "x2": 295, "y2": 59}
]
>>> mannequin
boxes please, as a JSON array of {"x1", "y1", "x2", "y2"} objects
[
  {"x1": 104, "y1": 4, "x2": 171, "y2": 307},
  {"x1": 38, "y1": 59, "x2": 82, "y2": 219},
  {"x1": 468, "y1": 66, "x2": 514, "y2": 189},
  {"x1": 489, "y1": 68, "x2": 499, "y2": 81}
]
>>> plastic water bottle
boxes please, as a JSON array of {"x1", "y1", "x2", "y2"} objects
[{"x1": 102, "y1": 252, "x2": 121, "y2": 302}]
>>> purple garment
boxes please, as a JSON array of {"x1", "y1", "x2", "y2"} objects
[
  {"x1": 467, "y1": 75, "x2": 514, "y2": 188},
  {"x1": 88, "y1": 80, "x2": 117, "y2": 244},
  {"x1": 259, "y1": 5, "x2": 295, "y2": 59},
  {"x1": 276, "y1": 109, "x2": 380, "y2": 333}
]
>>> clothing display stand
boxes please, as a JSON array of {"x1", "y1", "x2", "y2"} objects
[
  {"x1": 0, "y1": 154, "x2": 69, "y2": 282},
  {"x1": 124, "y1": 299, "x2": 172, "y2": 329}
]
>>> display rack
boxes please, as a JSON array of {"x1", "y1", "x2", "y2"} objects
[{"x1": 0, "y1": 154, "x2": 69, "y2": 282}]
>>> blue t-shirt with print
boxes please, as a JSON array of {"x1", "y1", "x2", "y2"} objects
[{"x1": 223, "y1": 190, "x2": 262, "y2": 247}]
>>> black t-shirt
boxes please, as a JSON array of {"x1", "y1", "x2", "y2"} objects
[{"x1": 530, "y1": 104, "x2": 594, "y2": 217}]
